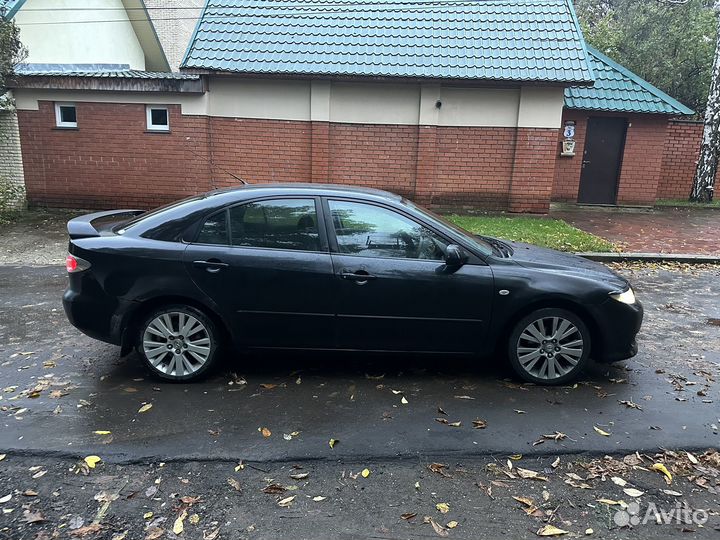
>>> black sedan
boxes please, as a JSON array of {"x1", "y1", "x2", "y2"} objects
[{"x1": 63, "y1": 184, "x2": 643, "y2": 385}]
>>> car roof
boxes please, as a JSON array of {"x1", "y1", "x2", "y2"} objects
[{"x1": 209, "y1": 183, "x2": 403, "y2": 201}]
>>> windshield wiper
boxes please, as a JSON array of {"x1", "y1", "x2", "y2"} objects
[{"x1": 480, "y1": 236, "x2": 513, "y2": 258}]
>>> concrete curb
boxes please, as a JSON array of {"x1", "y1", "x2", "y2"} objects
[{"x1": 578, "y1": 252, "x2": 720, "y2": 264}]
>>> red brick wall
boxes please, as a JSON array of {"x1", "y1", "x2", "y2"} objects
[
  {"x1": 658, "y1": 120, "x2": 720, "y2": 199},
  {"x1": 509, "y1": 128, "x2": 558, "y2": 213},
  {"x1": 616, "y1": 114, "x2": 667, "y2": 205},
  {"x1": 551, "y1": 110, "x2": 668, "y2": 205},
  {"x1": 208, "y1": 117, "x2": 312, "y2": 188},
  {"x1": 328, "y1": 123, "x2": 418, "y2": 199},
  {"x1": 426, "y1": 127, "x2": 517, "y2": 210},
  {"x1": 552, "y1": 109, "x2": 586, "y2": 202},
  {"x1": 18, "y1": 100, "x2": 559, "y2": 212},
  {"x1": 18, "y1": 102, "x2": 213, "y2": 209}
]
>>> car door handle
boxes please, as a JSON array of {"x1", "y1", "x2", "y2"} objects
[
  {"x1": 193, "y1": 260, "x2": 229, "y2": 273},
  {"x1": 341, "y1": 269, "x2": 376, "y2": 284}
]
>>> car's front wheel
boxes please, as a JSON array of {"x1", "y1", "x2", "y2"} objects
[
  {"x1": 508, "y1": 308, "x2": 590, "y2": 385},
  {"x1": 137, "y1": 305, "x2": 219, "y2": 381}
]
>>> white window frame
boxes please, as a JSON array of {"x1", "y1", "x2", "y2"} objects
[
  {"x1": 146, "y1": 105, "x2": 170, "y2": 131},
  {"x1": 55, "y1": 102, "x2": 77, "y2": 128}
]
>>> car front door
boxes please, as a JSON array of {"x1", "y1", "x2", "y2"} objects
[
  {"x1": 183, "y1": 197, "x2": 335, "y2": 349},
  {"x1": 324, "y1": 198, "x2": 494, "y2": 353}
]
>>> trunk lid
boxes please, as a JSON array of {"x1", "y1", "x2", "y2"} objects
[{"x1": 67, "y1": 210, "x2": 144, "y2": 240}]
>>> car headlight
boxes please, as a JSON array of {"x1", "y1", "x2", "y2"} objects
[{"x1": 610, "y1": 288, "x2": 636, "y2": 305}]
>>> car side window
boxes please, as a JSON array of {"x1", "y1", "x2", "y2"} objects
[
  {"x1": 196, "y1": 211, "x2": 229, "y2": 245},
  {"x1": 228, "y1": 199, "x2": 320, "y2": 251},
  {"x1": 328, "y1": 200, "x2": 448, "y2": 260}
]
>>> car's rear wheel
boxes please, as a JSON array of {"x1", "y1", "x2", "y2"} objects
[
  {"x1": 508, "y1": 308, "x2": 590, "y2": 385},
  {"x1": 137, "y1": 305, "x2": 219, "y2": 381}
]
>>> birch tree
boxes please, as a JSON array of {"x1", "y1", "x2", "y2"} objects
[{"x1": 690, "y1": 0, "x2": 720, "y2": 202}]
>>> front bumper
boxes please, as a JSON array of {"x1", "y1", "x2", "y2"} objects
[{"x1": 590, "y1": 298, "x2": 644, "y2": 363}]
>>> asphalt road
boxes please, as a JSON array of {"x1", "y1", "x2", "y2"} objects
[{"x1": 1, "y1": 264, "x2": 719, "y2": 465}]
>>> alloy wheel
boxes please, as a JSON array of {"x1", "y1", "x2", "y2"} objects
[
  {"x1": 516, "y1": 316, "x2": 584, "y2": 380},
  {"x1": 142, "y1": 312, "x2": 212, "y2": 378}
]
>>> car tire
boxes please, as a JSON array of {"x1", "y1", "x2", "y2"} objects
[
  {"x1": 137, "y1": 304, "x2": 220, "y2": 382},
  {"x1": 507, "y1": 308, "x2": 591, "y2": 385}
]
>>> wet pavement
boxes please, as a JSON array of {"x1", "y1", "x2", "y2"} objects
[
  {"x1": 1, "y1": 264, "x2": 719, "y2": 464},
  {"x1": 551, "y1": 207, "x2": 720, "y2": 255},
  {"x1": 2, "y1": 263, "x2": 720, "y2": 539}
]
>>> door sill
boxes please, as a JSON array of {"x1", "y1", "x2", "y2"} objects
[{"x1": 246, "y1": 345, "x2": 476, "y2": 355}]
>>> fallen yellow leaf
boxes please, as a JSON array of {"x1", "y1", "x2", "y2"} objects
[
  {"x1": 512, "y1": 496, "x2": 535, "y2": 507},
  {"x1": 651, "y1": 463, "x2": 673, "y2": 484},
  {"x1": 361, "y1": 468, "x2": 371, "y2": 478},
  {"x1": 143, "y1": 511, "x2": 154, "y2": 519},
  {"x1": 436, "y1": 502, "x2": 450, "y2": 514},
  {"x1": 84, "y1": 455, "x2": 101, "y2": 469},
  {"x1": 611, "y1": 476, "x2": 627, "y2": 487},
  {"x1": 429, "y1": 518, "x2": 448, "y2": 537},
  {"x1": 189, "y1": 513, "x2": 200, "y2": 525},
  {"x1": 145, "y1": 527, "x2": 163, "y2": 540},
  {"x1": 446, "y1": 521, "x2": 458, "y2": 529},
  {"x1": 93, "y1": 430, "x2": 111, "y2": 435},
  {"x1": 173, "y1": 510, "x2": 187, "y2": 535},
  {"x1": 138, "y1": 403, "x2": 153, "y2": 413},
  {"x1": 593, "y1": 426, "x2": 610, "y2": 437},
  {"x1": 537, "y1": 524, "x2": 569, "y2": 536},
  {"x1": 278, "y1": 495, "x2": 295, "y2": 507},
  {"x1": 329, "y1": 438, "x2": 338, "y2": 449},
  {"x1": 623, "y1": 488, "x2": 644, "y2": 498}
]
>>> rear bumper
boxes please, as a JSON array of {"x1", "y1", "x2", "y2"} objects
[
  {"x1": 590, "y1": 298, "x2": 644, "y2": 363},
  {"x1": 63, "y1": 287, "x2": 135, "y2": 346}
]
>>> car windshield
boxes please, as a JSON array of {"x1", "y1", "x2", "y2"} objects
[{"x1": 401, "y1": 199, "x2": 494, "y2": 256}]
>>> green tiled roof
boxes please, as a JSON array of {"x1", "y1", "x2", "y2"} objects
[
  {"x1": 15, "y1": 64, "x2": 200, "y2": 80},
  {"x1": 183, "y1": 0, "x2": 594, "y2": 84},
  {"x1": 565, "y1": 46, "x2": 693, "y2": 115}
]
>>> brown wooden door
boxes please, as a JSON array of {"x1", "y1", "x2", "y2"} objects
[{"x1": 577, "y1": 117, "x2": 627, "y2": 204}]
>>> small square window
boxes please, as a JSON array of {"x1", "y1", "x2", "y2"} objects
[
  {"x1": 55, "y1": 103, "x2": 77, "y2": 128},
  {"x1": 146, "y1": 106, "x2": 169, "y2": 131}
]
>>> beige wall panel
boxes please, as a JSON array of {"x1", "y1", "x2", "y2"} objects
[
  {"x1": 16, "y1": 0, "x2": 146, "y2": 70},
  {"x1": 329, "y1": 83, "x2": 420, "y2": 125},
  {"x1": 437, "y1": 87, "x2": 520, "y2": 127}
]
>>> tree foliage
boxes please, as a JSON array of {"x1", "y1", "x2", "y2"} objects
[
  {"x1": 0, "y1": 18, "x2": 26, "y2": 101},
  {"x1": 575, "y1": 0, "x2": 717, "y2": 114}
]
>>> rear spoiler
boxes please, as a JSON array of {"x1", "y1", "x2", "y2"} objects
[{"x1": 67, "y1": 209, "x2": 144, "y2": 239}]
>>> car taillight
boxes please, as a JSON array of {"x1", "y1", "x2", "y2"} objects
[{"x1": 66, "y1": 253, "x2": 90, "y2": 273}]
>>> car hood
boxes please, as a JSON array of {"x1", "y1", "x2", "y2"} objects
[{"x1": 503, "y1": 240, "x2": 629, "y2": 289}]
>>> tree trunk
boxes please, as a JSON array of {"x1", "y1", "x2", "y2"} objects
[{"x1": 690, "y1": 1, "x2": 720, "y2": 202}]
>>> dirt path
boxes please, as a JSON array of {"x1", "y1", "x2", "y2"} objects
[{"x1": 0, "y1": 209, "x2": 79, "y2": 265}]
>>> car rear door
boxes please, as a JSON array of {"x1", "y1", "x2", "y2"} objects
[
  {"x1": 323, "y1": 198, "x2": 493, "y2": 353},
  {"x1": 183, "y1": 197, "x2": 336, "y2": 349}
]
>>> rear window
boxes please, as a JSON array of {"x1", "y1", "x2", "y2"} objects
[{"x1": 117, "y1": 194, "x2": 205, "y2": 233}]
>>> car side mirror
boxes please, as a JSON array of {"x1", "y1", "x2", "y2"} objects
[{"x1": 444, "y1": 244, "x2": 468, "y2": 267}]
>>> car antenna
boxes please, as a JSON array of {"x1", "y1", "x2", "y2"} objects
[{"x1": 184, "y1": 137, "x2": 249, "y2": 185}]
